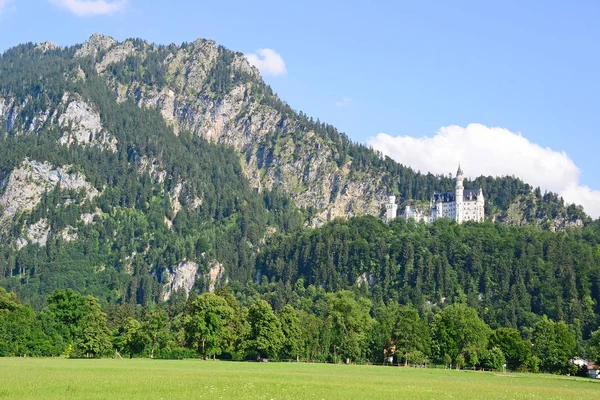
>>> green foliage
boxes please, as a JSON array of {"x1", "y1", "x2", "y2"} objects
[
  {"x1": 46, "y1": 290, "x2": 111, "y2": 357},
  {"x1": 531, "y1": 316, "x2": 576, "y2": 373},
  {"x1": 482, "y1": 346, "x2": 506, "y2": 371},
  {"x1": 75, "y1": 296, "x2": 112, "y2": 358},
  {"x1": 373, "y1": 302, "x2": 429, "y2": 365},
  {"x1": 0, "y1": 287, "x2": 60, "y2": 356},
  {"x1": 183, "y1": 292, "x2": 234, "y2": 359},
  {"x1": 143, "y1": 307, "x2": 169, "y2": 359},
  {"x1": 115, "y1": 318, "x2": 149, "y2": 358},
  {"x1": 325, "y1": 290, "x2": 373, "y2": 362},
  {"x1": 489, "y1": 328, "x2": 530, "y2": 371},
  {"x1": 278, "y1": 304, "x2": 303, "y2": 360},
  {"x1": 247, "y1": 299, "x2": 284, "y2": 359},
  {"x1": 431, "y1": 303, "x2": 490, "y2": 365},
  {"x1": 0, "y1": 286, "x2": 593, "y2": 373},
  {"x1": 588, "y1": 328, "x2": 600, "y2": 366}
]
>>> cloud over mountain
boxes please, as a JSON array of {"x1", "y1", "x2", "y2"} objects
[
  {"x1": 245, "y1": 48, "x2": 287, "y2": 77},
  {"x1": 369, "y1": 123, "x2": 600, "y2": 218}
]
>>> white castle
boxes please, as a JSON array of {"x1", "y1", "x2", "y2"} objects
[{"x1": 385, "y1": 165, "x2": 485, "y2": 224}]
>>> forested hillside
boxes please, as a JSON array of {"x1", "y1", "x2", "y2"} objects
[
  {"x1": 0, "y1": 42, "x2": 303, "y2": 307},
  {"x1": 0, "y1": 35, "x2": 598, "y2": 361},
  {"x1": 257, "y1": 216, "x2": 600, "y2": 335}
]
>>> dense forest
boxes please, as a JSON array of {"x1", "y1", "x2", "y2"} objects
[
  {"x1": 0, "y1": 38, "x2": 599, "y2": 372},
  {"x1": 257, "y1": 217, "x2": 600, "y2": 336}
]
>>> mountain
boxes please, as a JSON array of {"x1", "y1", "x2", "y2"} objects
[{"x1": 0, "y1": 34, "x2": 591, "y2": 308}]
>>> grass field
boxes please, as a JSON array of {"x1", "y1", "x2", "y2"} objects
[{"x1": 0, "y1": 358, "x2": 598, "y2": 399}]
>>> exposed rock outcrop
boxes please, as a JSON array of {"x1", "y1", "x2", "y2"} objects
[
  {"x1": 160, "y1": 258, "x2": 227, "y2": 301},
  {"x1": 59, "y1": 226, "x2": 78, "y2": 242},
  {"x1": 207, "y1": 260, "x2": 226, "y2": 292},
  {"x1": 74, "y1": 33, "x2": 116, "y2": 58},
  {"x1": 95, "y1": 40, "x2": 137, "y2": 73},
  {"x1": 161, "y1": 261, "x2": 200, "y2": 301},
  {"x1": 58, "y1": 93, "x2": 117, "y2": 151},
  {"x1": 356, "y1": 272, "x2": 376, "y2": 288},
  {"x1": 0, "y1": 159, "x2": 98, "y2": 222},
  {"x1": 0, "y1": 96, "x2": 22, "y2": 133},
  {"x1": 26, "y1": 219, "x2": 51, "y2": 247},
  {"x1": 81, "y1": 210, "x2": 102, "y2": 225},
  {"x1": 36, "y1": 41, "x2": 59, "y2": 53},
  {"x1": 16, "y1": 219, "x2": 51, "y2": 249}
]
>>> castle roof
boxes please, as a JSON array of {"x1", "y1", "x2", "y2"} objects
[{"x1": 433, "y1": 189, "x2": 482, "y2": 203}]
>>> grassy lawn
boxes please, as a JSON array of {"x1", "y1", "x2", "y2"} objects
[{"x1": 0, "y1": 358, "x2": 598, "y2": 399}]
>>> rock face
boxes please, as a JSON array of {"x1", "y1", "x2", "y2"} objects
[
  {"x1": 36, "y1": 41, "x2": 59, "y2": 53},
  {"x1": 80, "y1": 210, "x2": 102, "y2": 225},
  {"x1": 161, "y1": 261, "x2": 200, "y2": 301},
  {"x1": 15, "y1": 219, "x2": 52, "y2": 249},
  {"x1": 76, "y1": 34, "x2": 388, "y2": 226},
  {"x1": 207, "y1": 260, "x2": 226, "y2": 292},
  {"x1": 24, "y1": 219, "x2": 51, "y2": 247},
  {"x1": 58, "y1": 93, "x2": 117, "y2": 151},
  {"x1": 356, "y1": 272, "x2": 376, "y2": 288},
  {"x1": 160, "y1": 259, "x2": 227, "y2": 301},
  {"x1": 0, "y1": 159, "x2": 98, "y2": 222},
  {"x1": 502, "y1": 194, "x2": 584, "y2": 230},
  {"x1": 59, "y1": 226, "x2": 78, "y2": 242},
  {"x1": 0, "y1": 96, "x2": 23, "y2": 133},
  {"x1": 74, "y1": 33, "x2": 116, "y2": 58},
  {"x1": 1, "y1": 90, "x2": 115, "y2": 151}
]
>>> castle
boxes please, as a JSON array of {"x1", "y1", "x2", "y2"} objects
[{"x1": 385, "y1": 165, "x2": 485, "y2": 224}]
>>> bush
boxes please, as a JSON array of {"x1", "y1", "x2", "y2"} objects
[{"x1": 154, "y1": 348, "x2": 200, "y2": 360}]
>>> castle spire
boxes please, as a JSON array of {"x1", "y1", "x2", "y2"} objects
[{"x1": 456, "y1": 163, "x2": 463, "y2": 177}]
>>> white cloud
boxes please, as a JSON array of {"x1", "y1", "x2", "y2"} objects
[
  {"x1": 335, "y1": 97, "x2": 352, "y2": 108},
  {"x1": 245, "y1": 48, "x2": 287, "y2": 77},
  {"x1": 369, "y1": 123, "x2": 600, "y2": 218},
  {"x1": 49, "y1": 0, "x2": 126, "y2": 16}
]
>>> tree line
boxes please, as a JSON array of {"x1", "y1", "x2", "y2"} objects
[{"x1": 2, "y1": 286, "x2": 599, "y2": 375}]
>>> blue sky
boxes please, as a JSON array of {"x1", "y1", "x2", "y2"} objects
[{"x1": 1, "y1": 1, "x2": 599, "y2": 216}]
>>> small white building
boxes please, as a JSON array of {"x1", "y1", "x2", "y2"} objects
[{"x1": 571, "y1": 357, "x2": 599, "y2": 379}]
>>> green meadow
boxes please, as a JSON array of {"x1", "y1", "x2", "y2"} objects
[{"x1": 0, "y1": 358, "x2": 598, "y2": 399}]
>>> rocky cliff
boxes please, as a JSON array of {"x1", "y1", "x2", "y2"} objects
[{"x1": 71, "y1": 34, "x2": 388, "y2": 226}]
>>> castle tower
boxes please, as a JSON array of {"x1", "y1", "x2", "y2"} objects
[
  {"x1": 455, "y1": 164, "x2": 464, "y2": 223},
  {"x1": 477, "y1": 187, "x2": 484, "y2": 222},
  {"x1": 385, "y1": 195, "x2": 398, "y2": 223}
]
